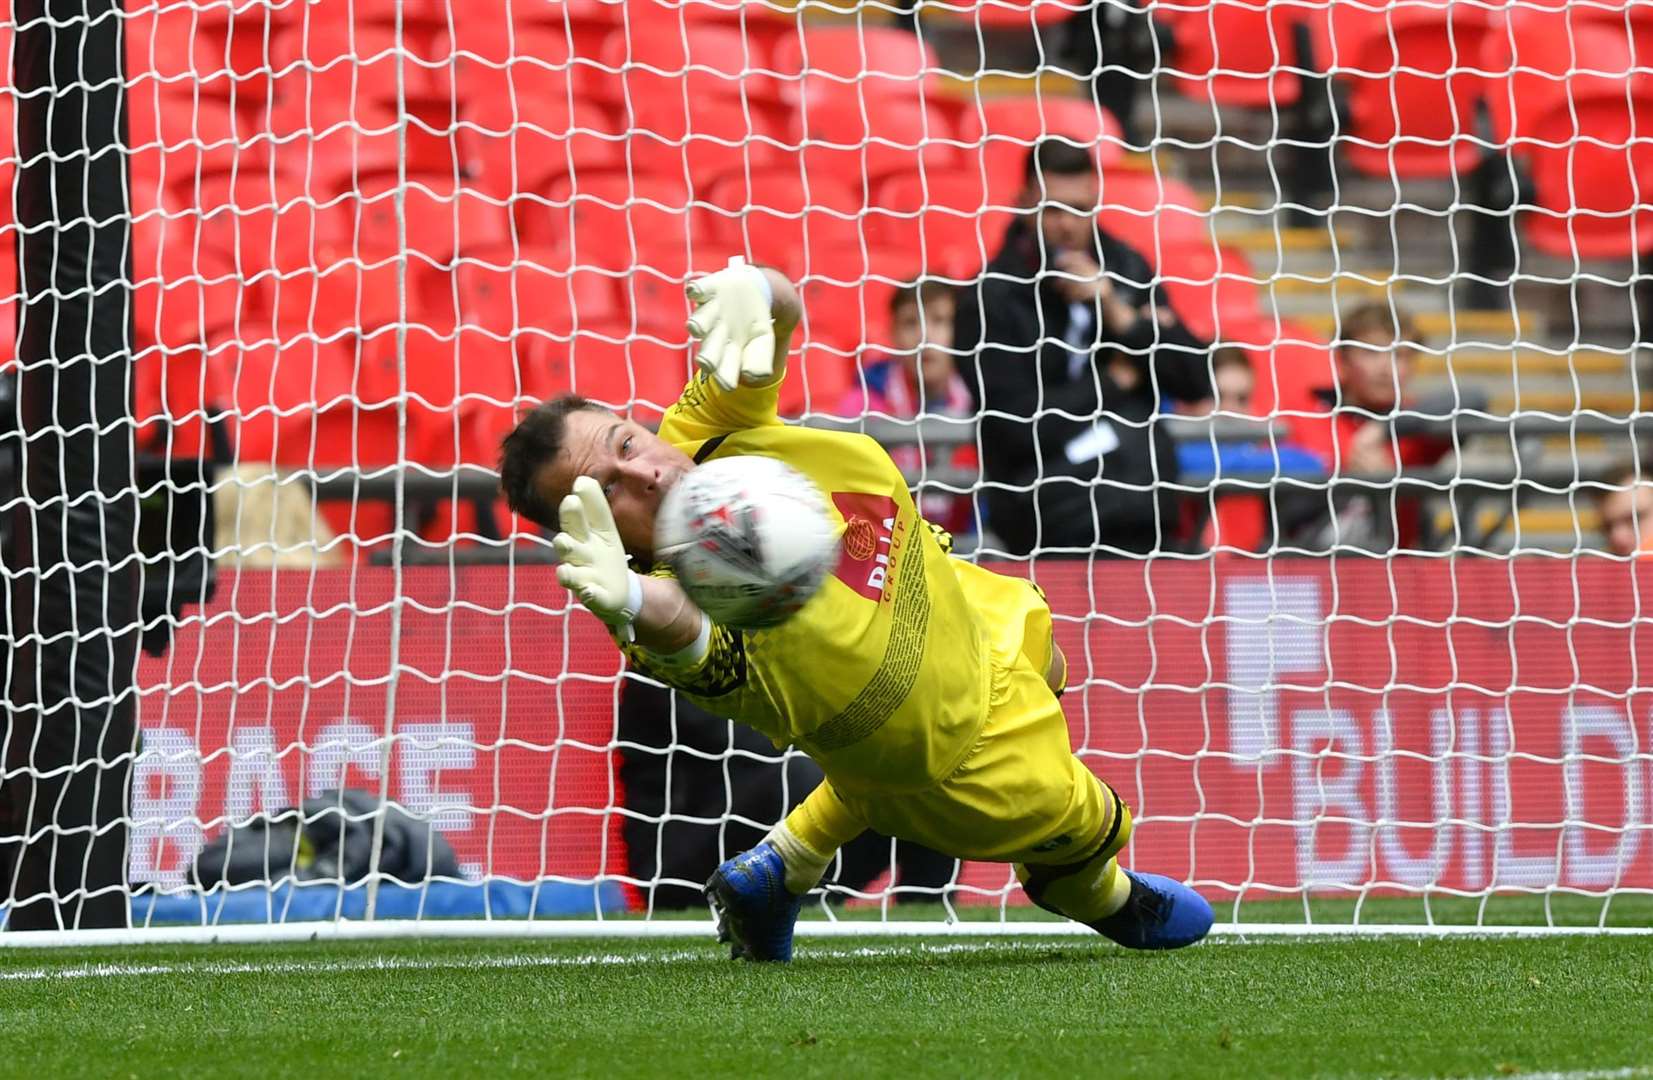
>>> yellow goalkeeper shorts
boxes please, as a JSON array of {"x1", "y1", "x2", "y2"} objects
[{"x1": 836, "y1": 650, "x2": 1121, "y2": 867}]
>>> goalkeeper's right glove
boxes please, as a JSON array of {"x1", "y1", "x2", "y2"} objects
[
  {"x1": 686, "y1": 256, "x2": 777, "y2": 392},
  {"x1": 553, "y1": 476, "x2": 645, "y2": 642}
]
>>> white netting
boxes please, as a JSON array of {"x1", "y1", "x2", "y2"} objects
[{"x1": 2, "y1": 0, "x2": 1652, "y2": 938}]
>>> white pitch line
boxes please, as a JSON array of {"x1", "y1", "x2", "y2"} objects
[
  {"x1": 7, "y1": 918, "x2": 1653, "y2": 950},
  {"x1": 1452, "y1": 1069, "x2": 1653, "y2": 1080},
  {"x1": 0, "y1": 939, "x2": 1055, "y2": 983}
]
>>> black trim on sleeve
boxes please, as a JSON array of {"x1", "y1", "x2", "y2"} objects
[{"x1": 693, "y1": 434, "x2": 730, "y2": 464}]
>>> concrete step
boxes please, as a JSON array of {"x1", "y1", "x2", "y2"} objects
[
  {"x1": 1482, "y1": 388, "x2": 1651, "y2": 414},
  {"x1": 1291, "y1": 307, "x2": 1540, "y2": 343},
  {"x1": 1417, "y1": 349, "x2": 1634, "y2": 378},
  {"x1": 1244, "y1": 246, "x2": 1470, "y2": 284},
  {"x1": 1413, "y1": 368, "x2": 1630, "y2": 395},
  {"x1": 1434, "y1": 504, "x2": 1602, "y2": 553},
  {"x1": 935, "y1": 70, "x2": 1084, "y2": 99},
  {"x1": 1221, "y1": 225, "x2": 1361, "y2": 255},
  {"x1": 1457, "y1": 446, "x2": 1626, "y2": 475}
]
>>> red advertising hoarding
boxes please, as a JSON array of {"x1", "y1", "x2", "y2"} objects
[{"x1": 133, "y1": 560, "x2": 1653, "y2": 902}]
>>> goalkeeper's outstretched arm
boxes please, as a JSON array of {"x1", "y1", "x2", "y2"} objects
[
  {"x1": 664, "y1": 262, "x2": 803, "y2": 443},
  {"x1": 687, "y1": 260, "x2": 801, "y2": 391},
  {"x1": 553, "y1": 474, "x2": 710, "y2": 657}
]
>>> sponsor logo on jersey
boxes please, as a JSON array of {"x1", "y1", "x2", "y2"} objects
[
  {"x1": 842, "y1": 516, "x2": 878, "y2": 561},
  {"x1": 830, "y1": 493, "x2": 899, "y2": 602}
]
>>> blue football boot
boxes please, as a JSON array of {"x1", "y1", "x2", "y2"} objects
[
  {"x1": 704, "y1": 841, "x2": 805, "y2": 962},
  {"x1": 1091, "y1": 870, "x2": 1214, "y2": 950}
]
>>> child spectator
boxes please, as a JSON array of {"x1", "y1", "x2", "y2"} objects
[
  {"x1": 1179, "y1": 346, "x2": 1256, "y2": 419},
  {"x1": 1176, "y1": 347, "x2": 1322, "y2": 552},
  {"x1": 1596, "y1": 462, "x2": 1653, "y2": 557},
  {"x1": 840, "y1": 280, "x2": 976, "y2": 535}
]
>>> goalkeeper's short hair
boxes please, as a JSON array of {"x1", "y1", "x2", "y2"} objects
[{"x1": 499, "y1": 394, "x2": 609, "y2": 530}]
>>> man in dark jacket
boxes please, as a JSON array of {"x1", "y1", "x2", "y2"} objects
[{"x1": 956, "y1": 139, "x2": 1211, "y2": 557}]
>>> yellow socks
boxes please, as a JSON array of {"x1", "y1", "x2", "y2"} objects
[
  {"x1": 767, "y1": 783, "x2": 866, "y2": 895},
  {"x1": 1015, "y1": 789, "x2": 1135, "y2": 924}
]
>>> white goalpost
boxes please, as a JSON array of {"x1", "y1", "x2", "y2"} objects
[{"x1": 2, "y1": 0, "x2": 1651, "y2": 944}]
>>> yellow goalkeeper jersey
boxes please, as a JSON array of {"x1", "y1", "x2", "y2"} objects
[{"x1": 623, "y1": 368, "x2": 1051, "y2": 798}]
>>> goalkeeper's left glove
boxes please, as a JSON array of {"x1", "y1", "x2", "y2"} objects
[
  {"x1": 553, "y1": 476, "x2": 645, "y2": 641},
  {"x1": 686, "y1": 256, "x2": 777, "y2": 391}
]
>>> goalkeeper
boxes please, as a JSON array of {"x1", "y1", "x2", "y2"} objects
[{"x1": 499, "y1": 260, "x2": 1212, "y2": 961}]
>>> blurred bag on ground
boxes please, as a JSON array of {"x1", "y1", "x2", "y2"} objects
[{"x1": 191, "y1": 788, "x2": 460, "y2": 887}]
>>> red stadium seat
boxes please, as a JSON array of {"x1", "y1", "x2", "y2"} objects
[
  {"x1": 462, "y1": 94, "x2": 627, "y2": 200},
  {"x1": 160, "y1": 171, "x2": 319, "y2": 291},
  {"x1": 132, "y1": 245, "x2": 246, "y2": 354},
  {"x1": 798, "y1": 83, "x2": 960, "y2": 187},
  {"x1": 1482, "y1": 11, "x2": 1653, "y2": 257},
  {"x1": 608, "y1": 18, "x2": 785, "y2": 108},
  {"x1": 1159, "y1": 244, "x2": 1265, "y2": 345},
  {"x1": 209, "y1": 335, "x2": 356, "y2": 464},
  {"x1": 796, "y1": 271, "x2": 900, "y2": 352},
  {"x1": 772, "y1": 26, "x2": 943, "y2": 104},
  {"x1": 1523, "y1": 82, "x2": 1653, "y2": 258},
  {"x1": 264, "y1": 264, "x2": 403, "y2": 340},
  {"x1": 921, "y1": 0, "x2": 1085, "y2": 29},
  {"x1": 352, "y1": 324, "x2": 519, "y2": 410},
  {"x1": 1482, "y1": 3, "x2": 1650, "y2": 148},
  {"x1": 133, "y1": 339, "x2": 218, "y2": 459},
  {"x1": 972, "y1": 94, "x2": 1126, "y2": 200},
  {"x1": 1321, "y1": 1, "x2": 1493, "y2": 178},
  {"x1": 454, "y1": 244, "x2": 625, "y2": 338},
  {"x1": 287, "y1": 98, "x2": 468, "y2": 196},
  {"x1": 1252, "y1": 322, "x2": 1337, "y2": 420},
  {"x1": 625, "y1": 264, "x2": 696, "y2": 339},
  {"x1": 127, "y1": 2, "x2": 284, "y2": 102},
  {"x1": 519, "y1": 173, "x2": 703, "y2": 268},
  {"x1": 433, "y1": 0, "x2": 624, "y2": 63},
  {"x1": 778, "y1": 342, "x2": 856, "y2": 418},
  {"x1": 126, "y1": 83, "x2": 278, "y2": 188},
  {"x1": 703, "y1": 167, "x2": 863, "y2": 267},
  {"x1": 866, "y1": 171, "x2": 1012, "y2": 280},
  {"x1": 629, "y1": 97, "x2": 793, "y2": 189},
  {"x1": 1165, "y1": 0, "x2": 1308, "y2": 108},
  {"x1": 1096, "y1": 167, "x2": 1210, "y2": 264},
  {"x1": 270, "y1": 19, "x2": 457, "y2": 130},
  {"x1": 635, "y1": 0, "x2": 799, "y2": 72},
  {"x1": 456, "y1": 25, "x2": 626, "y2": 111},
  {"x1": 320, "y1": 175, "x2": 511, "y2": 269},
  {"x1": 517, "y1": 329, "x2": 692, "y2": 420}
]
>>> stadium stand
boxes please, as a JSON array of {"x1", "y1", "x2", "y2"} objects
[{"x1": 84, "y1": 0, "x2": 1653, "y2": 561}]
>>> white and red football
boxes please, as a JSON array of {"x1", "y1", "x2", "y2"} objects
[{"x1": 654, "y1": 455, "x2": 839, "y2": 629}]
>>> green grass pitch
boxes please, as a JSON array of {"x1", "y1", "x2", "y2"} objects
[{"x1": 2, "y1": 912, "x2": 1651, "y2": 1079}]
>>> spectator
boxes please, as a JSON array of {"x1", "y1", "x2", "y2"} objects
[
  {"x1": 1596, "y1": 463, "x2": 1653, "y2": 557},
  {"x1": 1174, "y1": 348, "x2": 1323, "y2": 553},
  {"x1": 955, "y1": 139, "x2": 1211, "y2": 557},
  {"x1": 839, "y1": 280, "x2": 976, "y2": 535},
  {"x1": 618, "y1": 679, "x2": 958, "y2": 911},
  {"x1": 1287, "y1": 302, "x2": 1452, "y2": 551},
  {"x1": 1178, "y1": 346, "x2": 1255, "y2": 418}
]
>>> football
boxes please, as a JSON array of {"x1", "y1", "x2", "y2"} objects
[{"x1": 654, "y1": 455, "x2": 840, "y2": 629}]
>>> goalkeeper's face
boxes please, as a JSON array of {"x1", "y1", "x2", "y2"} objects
[{"x1": 543, "y1": 408, "x2": 693, "y2": 562}]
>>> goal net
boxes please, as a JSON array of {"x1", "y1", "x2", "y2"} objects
[{"x1": 3, "y1": 0, "x2": 1652, "y2": 942}]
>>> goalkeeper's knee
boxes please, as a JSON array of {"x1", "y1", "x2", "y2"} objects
[{"x1": 1015, "y1": 786, "x2": 1134, "y2": 924}]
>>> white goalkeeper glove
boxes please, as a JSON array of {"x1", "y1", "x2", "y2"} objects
[
  {"x1": 686, "y1": 255, "x2": 777, "y2": 392},
  {"x1": 553, "y1": 476, "x2": 645, "y2": 642}
]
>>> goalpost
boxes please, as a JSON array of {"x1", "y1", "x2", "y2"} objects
[{"x1": 3, "y1": 0, "x2": 1652, "y2": 945}]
